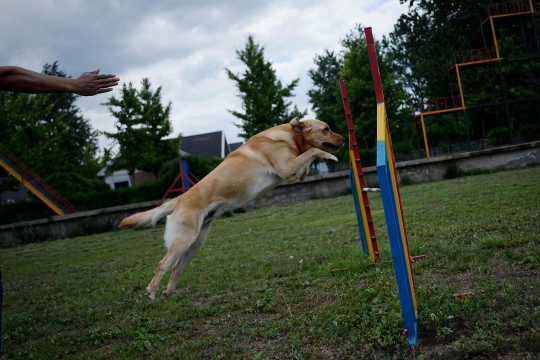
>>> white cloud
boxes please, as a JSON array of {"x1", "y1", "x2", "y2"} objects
[{"x1": 0, "y1": 0, "x2": 408, "y2": 149}]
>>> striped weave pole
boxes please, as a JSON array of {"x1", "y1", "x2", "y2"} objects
[{"x1": 362, "y1": 188, "x2": 381, "y2": 192}]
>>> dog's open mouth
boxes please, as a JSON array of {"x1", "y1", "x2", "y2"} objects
[{"x1": 323, "y1": 142, "x2": 343, "y2": 152}]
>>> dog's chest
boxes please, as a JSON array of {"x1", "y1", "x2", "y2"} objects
[{"x1": 244, "y1": 172, "x2": 283, "y2": 202}]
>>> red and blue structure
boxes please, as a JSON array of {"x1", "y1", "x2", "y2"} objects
[
  {"x1": 158, "y1": 158, "x2": 196, "y2": 206},
  {"x1": 365, "y1": 27, "x2": 419, "y2": 346}
]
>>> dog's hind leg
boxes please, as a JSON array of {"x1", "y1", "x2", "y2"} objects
[
  {"x1": 146, "y1": 212, "x2": 202, "y2": 300},
  {"x1": 163, "y1": 222, "x2": 212, "y2": 298}
]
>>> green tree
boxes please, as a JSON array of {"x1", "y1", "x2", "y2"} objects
[
  {"x1": 382, "y1": 1, "x2": 493, "y2": 101},
  {"x1": 103, "y1": 78, "x2": 180, "y2": 177},
  {"x1": 307, "y1": 25, "x2": 412, "y2": 160},
  {"x1": 0, "y1": 92, "x2": 59, "y2": 193},
  {"x1": 41, "y1": 62, "x2": 100, "y2": 168},
  {"x1": 0, "y1": 63, "x2": 109, "y2": 198},
  {"x1": 383, "y1": 0, "x2": 540, "y2": 99},
  {"x1": 226, "y1": 35, "x2": 307, "y2": 140},
  {"x1": 383, "y1": 0, "x2": 540, "y2": 146},
  {"x1": 307, "y1": 49, "x2": 343, "y2": 133}
]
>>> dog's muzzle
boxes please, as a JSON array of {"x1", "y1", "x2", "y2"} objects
[{"x1": 323, "y1": 137, "x2": 345, "y2": 151}]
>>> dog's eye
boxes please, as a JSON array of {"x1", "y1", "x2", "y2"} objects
[{"x1": 324, "y1": 127, "x2": 329, "y2": 132}]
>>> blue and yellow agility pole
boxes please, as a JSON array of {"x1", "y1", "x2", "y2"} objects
[
  {"x1": 339, "y1": 80, "x2": 380, "y2": 262},
  {"x1": 365, "y1": 27, "x2": 419, "y2": 346}
]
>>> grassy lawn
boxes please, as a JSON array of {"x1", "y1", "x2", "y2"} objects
[{"x1": 1, "y1": 166, "x2": 539, "y2": 359}]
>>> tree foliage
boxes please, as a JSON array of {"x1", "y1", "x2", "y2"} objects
[
  {"x1": 307, "y1": 25, "x2": 413, "y2": 162},
  {"x1": 103, "y1": 78, "x2": 180, "y2": 177},
  {"x1": 307, "y1": 49, "x2": 343, "y2": 132},
  {"x1": 226, "y1": 35, "x2": 307, "y2": 140},
  {"x1": 383, "y1": 0, "x2": 540, "y2": 102},
  {"x1": 383, "y1": 0, "x2": 540, "y2": 146},
  {"x1": 0, "y1": 63, "x2": 105, "y2": 196},
  {"x1": 42, "y1": 62, "x2": 100, "y2": 168},
  {"x1": 382, "y1": 1, "x2": 495, "y2": 101},
  {"x1": 0, "y1": 93, "x2": 62, "y2": 179}
]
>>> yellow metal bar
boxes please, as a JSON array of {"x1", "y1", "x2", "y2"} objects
[
  {"x1": 349, "y1": 149, "x2": 375, "y2": 261},
  {"x1": 492, "y1": 11, "x2": 533, "y2": 20},
  {"x1": 455, "y1": 58, "x2": 499, "y2": 67},
  {"x1": 420, "y1": 107, "x2": 464, "y2": 117},
  {"x1": 455, "y1": 65, "x2": 466, "y2": 111},
  {"x1": 419, "y1": 113, "x2": 430, "y2": 158},
  {"x1": 385, "y1": 127, "x2": 417, "y2": 312},
  {"x1": 377, "y1": 102, "x2": 386, "y2": 141},
  {"x1": 0, "y1": 158, "x2": 65, "y2": 216},
  {"x1": 490, "y1": 17, "x2": 501, "y2": 59}
]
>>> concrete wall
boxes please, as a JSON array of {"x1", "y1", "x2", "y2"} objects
[
  {"x1": 395, "y1": 140, "x2": 540, "y2": 183},
  {"x1": 246, "y1": 170, "x2": 352, "y2": 209},
  {"x1": 0, "y1": 201, "x2": 159, "y2": 245},
  {"x1": 1, "y1": 141, "x2": 539, "y2": 245}
]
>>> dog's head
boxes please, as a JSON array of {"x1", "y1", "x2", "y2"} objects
[{"x1": 289, "y1": 117, "x2": 345, "y2": 152}]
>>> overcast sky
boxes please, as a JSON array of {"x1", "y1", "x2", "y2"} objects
[{"x1": 0, "y1": 0, "x2": 408, "y2": 149}]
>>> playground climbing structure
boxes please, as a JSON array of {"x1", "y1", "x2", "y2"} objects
[
  {"x1": 415, "y1": 0, "x2": 540, "y2": 158},
  {"x1": 157, "y1": 158, "x2": 196, "y2": 206},
  {"x1": 0, "y1": 144, "x2": 75, "y2": 215}
]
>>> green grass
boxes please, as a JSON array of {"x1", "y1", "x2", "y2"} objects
[{"x1": 1, "y1": 166, "x2": 539, "y2": 359}]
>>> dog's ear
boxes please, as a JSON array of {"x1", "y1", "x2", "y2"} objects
[{"x1": 289, "y1": 117, "x2": 312, "y2": 133}]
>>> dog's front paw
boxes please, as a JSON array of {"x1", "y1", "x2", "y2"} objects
[{"x1": 321, "y1": 153, "x2": 338, "y2": 164}]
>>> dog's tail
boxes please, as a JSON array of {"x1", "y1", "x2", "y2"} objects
[{"x1": 118, "y1": 197, "x2": 179, "y2": 229}]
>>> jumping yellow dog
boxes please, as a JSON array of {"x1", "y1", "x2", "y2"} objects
[{"x1": 119, "y1": 117, "x2": 345, "y2": 299}]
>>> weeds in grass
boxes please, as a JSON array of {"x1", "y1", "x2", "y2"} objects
[{"x1": 400, "y1": 174, "x2": 413, "y2": 186}]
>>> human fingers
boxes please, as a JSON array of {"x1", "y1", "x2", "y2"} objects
[
  {"x1": 95, "y1": 73, "x2": 118, "y2": 79},
  {"x1": 97, "y1": 77, "x2": 120, "y2": 87},
  {"x1": 97, "y1": 87, "x2": 114, "y2": 94}
]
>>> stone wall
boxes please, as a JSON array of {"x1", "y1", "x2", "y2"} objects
[
  {"x1": 246, "y1": 170, "x2": 353, "y2": 209},
  {"x1": 395, "y1": 140, "x2": 540, "y2": 183},
  {"x1": 0, "y1": 201, "x2": 159, "y2": 245},
  {"x1": 1, "y1": 141, "x2": 538, "y2": 245}
]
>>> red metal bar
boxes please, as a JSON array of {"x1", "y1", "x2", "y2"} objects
[
  {"x1": 450, "y1": 47, "x2": 497, "y2": 68},
  {"x1": 157, "y1": 158, "x2": 196, "y2": 206},
  {"x1": 339, "y1": 78, "x2": 379, "y2": 260},
  {"x1": 418, "y1": 96, "x2": 462, "y2": 112},
  {"x1": 365, "y1": 27, "x2": 384, "y2": 103},
  {"x1": 488, "y1": 0, "x2": 531, "y2": 16}
]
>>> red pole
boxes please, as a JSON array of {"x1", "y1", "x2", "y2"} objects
[
  {"x1": 364, "y1": 27, "x2": 384, "y2": 103},
  {"x1": 339, "y1": 78, "x2": 380, "y2": 260}
]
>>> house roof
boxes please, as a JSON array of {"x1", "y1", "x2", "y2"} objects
[
  {"x1": 180, "y1": 130, "x2": 230, "y2": 158},
  {"x1": 229, "y1": 142, "x2": 243, "y2": 152}
]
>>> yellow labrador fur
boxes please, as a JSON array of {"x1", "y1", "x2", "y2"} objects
[{"x1": 119, "y1": 117, "x2": 345, "y2": 299}]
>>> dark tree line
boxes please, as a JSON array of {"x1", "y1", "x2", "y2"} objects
[{"x1": 3, "y1": 1, "x2": 539, "y2": 203}]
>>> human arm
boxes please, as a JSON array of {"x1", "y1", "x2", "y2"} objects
[{"x1": 0, "y1": 66, "x2": 119, "y2": 96}]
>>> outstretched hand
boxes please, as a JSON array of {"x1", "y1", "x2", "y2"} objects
[{"x1": 74, "y1": 69, "x2": 119, "y2": 96}]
